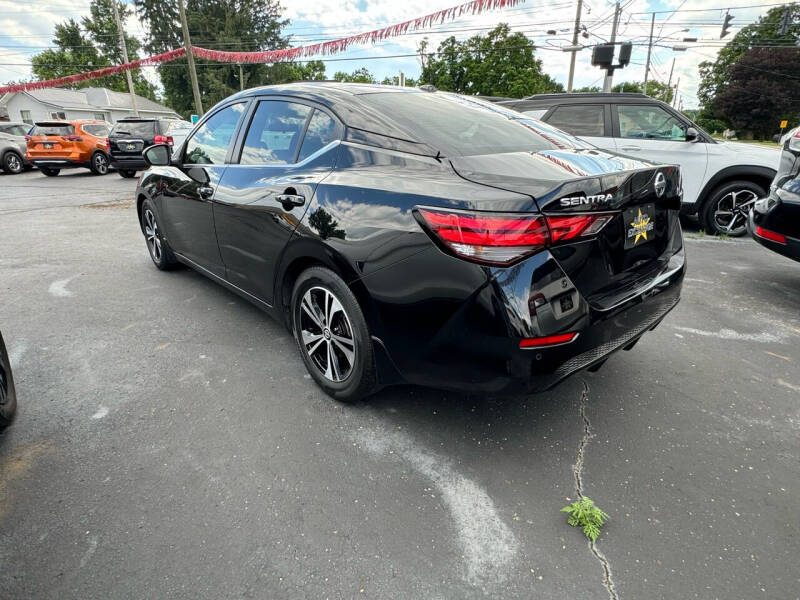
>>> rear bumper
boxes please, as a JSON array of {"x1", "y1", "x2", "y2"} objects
[
  {"x1": 359, "y1": 225, "x2": 685, "y2": 395},
  {"x1": 110, "y1": 155, "x2": 147, "y2": 170},
  {"x1": 30, "y1": 158, "x2": 88, "y2": 169},
  {"x1": 749, "y1": 196, "x2": 800, "y2": 262}
]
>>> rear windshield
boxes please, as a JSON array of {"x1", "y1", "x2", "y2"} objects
[
  {"x1": 32, "y1": 124, "x2": 75, "y2": 136},
  {"x1": 111, "y1": 121, "x2": 157, "y2": 136},
  {"x1": 359, "y1": 92, "x2": 590, "y2": 157}
]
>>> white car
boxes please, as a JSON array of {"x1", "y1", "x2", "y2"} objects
[{"x1": 500, "y1": 93, "x2": 782, "y2": 236}]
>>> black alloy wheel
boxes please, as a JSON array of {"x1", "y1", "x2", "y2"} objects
[
  {"x1": 291, "y1": 267, "x2": 376, "y2": 402},
  {"x1": 703, "y1": 181, "x2": 765, "y2": 236},
  {"x1": 140, "y1": 199, "x2": 178, "y2": 270}
]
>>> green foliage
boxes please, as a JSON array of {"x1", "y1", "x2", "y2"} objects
[
  {"x1": 612, "y1": 80, "x2": 674, "y2": 104},
  {"x1": 380, "y1": 75, "x2": 418, "y2": 87},
  {"x1": 31, "y1": 1, "x2": 157, "y2": 99},
  {"x1": 418, "y1": 24, "x2": 563, "y2": 98},
  {"x1": 572, "y1": 85, "x2": 601, "y2": 93},
  {"x1": 697, "y1": 4, "x2": 800, "y2": 109},
  {"x1": 135, "y1": 0, "x2": 288, "y2": 116},
  {"x1": 333, "y1": 68, "x2": 377, "y2": 83},
  {"x1": 561, "y1": 496, "x2": 609, "y2": 542}
]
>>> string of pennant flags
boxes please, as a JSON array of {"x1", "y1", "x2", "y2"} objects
[{"x1": 0, "y1": 0, "x2": 525, "y2": 95}]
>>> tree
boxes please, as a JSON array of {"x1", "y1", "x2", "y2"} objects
[
  {"x1": 135, "y1": 0, "x2": 288, "y2": 115},
  {"x1": 711, "y1": 47, "x2": 800, "y2": 138},
  {"x1": 612, "y1": 80, "x2": 673, "y2": 104},
  {"x1": 333, "y1": 68, "x2": 376, "y2": 83},
  {"x1": 418, "y1": 24, "x2": 563, "y2": 98},
  {"x1": 31, "y1": 1, "x2": 156, "y2": 99},
  {"x1": 697, "y1": 4, "x2": 800, "y2": 110},
  {"x1": 572, "y1": 85, "x2": 601, "y2": 93}
]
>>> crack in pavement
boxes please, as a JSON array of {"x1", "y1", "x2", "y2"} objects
[{"x1": 574, "y1": 380, "x2": 619, "y2": 600}]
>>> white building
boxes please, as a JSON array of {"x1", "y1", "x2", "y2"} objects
[{"x1": 0, "y1": 87, "x2": 180, "y2": 125}]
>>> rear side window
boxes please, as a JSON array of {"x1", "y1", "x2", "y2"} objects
[
  {"x1": 184, "y1": 102, "x2": 247, "y2": 165},
  {"x1": 82, "y1": 124, "x2": 110, "y2": 137},
  {"x1": 545, "y1": 105, "x2": 605, "y2": 137},
  {"x1": 297, "y1": 110, "x2": 341, "y2": 162},
  {"x1": 111, "y1": 121, "x2": 157, "y2": 137},
  {"x1": 240, "y1": 101, "x2": 312, "y2": 165},
  {"x1": 32, "y1": 124, "x2": 75, "y2": 136}
]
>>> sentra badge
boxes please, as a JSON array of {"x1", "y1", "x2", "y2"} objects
[{"x1": 559, "y1": 193, "x2": 614, "y2": 207}]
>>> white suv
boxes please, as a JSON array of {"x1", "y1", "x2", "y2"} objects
[{"x1": 500, "y1": 93, "x2": 781, "y2": 236}]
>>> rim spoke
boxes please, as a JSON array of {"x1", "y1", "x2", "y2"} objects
[
  {"x1": 302, "y1": 295, "x2": 323, "y2": 328},
  {"x1": 302, "y1": 329, "x2": 323, "y2": 347},
  {"x1": 332, "y1": 337, "x2": 354, "y2": 365},
  {"x1": 328, "y1": 342, "x2": 342, "y2": 381},
  {"x1": 307, "y1": 337, "x2": 325, "y2": 357}
]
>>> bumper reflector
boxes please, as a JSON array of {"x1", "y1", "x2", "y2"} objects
[
  {"x1": 755, "y1": 225, "x2": 786, "y2": 244},
  {"x1": 519, "y1": 332, "x2": 578, "y2": 348}
]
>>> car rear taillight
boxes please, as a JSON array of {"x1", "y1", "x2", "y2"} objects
[
  {"x1": 519, "y1": 332, "x2": 579, "y2": 348},
  {"x1": 63, "y1": 134, "x2": 83, "y2": 142},
  {"x1": 154, "y1": 135, "x2": 173, "y2": 145},
  {"x1": 416, "y1": 207, "x2": 614, "y2": 265},
  {"x1": 103, "y1": 137, "x2": 110, "y2": 149},
  {"x1": 24, "y1": 134, "x2": 31, "y2": 141},
  {"x1": 755, "y1": 225, "x2": 787, "y2": 244}
]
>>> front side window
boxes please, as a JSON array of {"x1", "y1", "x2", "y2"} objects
[
  {"x1": 184, "y1": 102, "x2": 247, "y2": 165},
  {"x1": 546, "y1": 105, "x2": 605, "y2": 137},
  {"x1": 240, "y1": 101, "x2": 312, "y2": 165},
  {"x1": 617, "y1": 105, "x2": 687, "y2": 141},
  {"x1": 297, "y1": 110, "x2": 341, "y2": 162}
]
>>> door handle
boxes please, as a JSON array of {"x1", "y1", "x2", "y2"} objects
[
  {"x1": 620, "y1": 146, "x2": 642, "y2": 152},
  {"x1": 198, "y1": 185, "x2": 214, "y2": 200},
  {"x1": 276, "y1": 193, "x2": 305, "y2": 209}
]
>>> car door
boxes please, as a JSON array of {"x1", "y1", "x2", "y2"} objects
[
  {"x1": 213, "y1": 99, "x2": 342, "y2": 305},
  {"x1": 157, "y1": 101, "x2": 249, "y2": 277},
  {"x1": 613, "y1": 103, "x2": 709, "y2": 205},
  {"x1": 542, "y1": 103, "x2": 614, "y2": 151}
]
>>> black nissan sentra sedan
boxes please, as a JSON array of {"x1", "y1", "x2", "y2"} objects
[
  {"x1": 750, "y1": 126, "x2": 800, "y2": 262},
  {"x1": 136, "y1": 83, "x2": 685, "y2": 401}
]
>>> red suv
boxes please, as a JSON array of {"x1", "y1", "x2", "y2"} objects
[{"x1": 26, "y1": 120, "x2": 112, "y2": 176}]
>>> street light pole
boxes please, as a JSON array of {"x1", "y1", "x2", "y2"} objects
[
  {"x1": 643, "y1": 12, "x2": 655, "y2": 94},
  {"x1": 179, "y1": 0, "x2": 204, "y2": 117},
  {"x1": 567, "y1": 0, "x2": 583, "y2": 92},
  {"x1": 111, "y1": 0, "x2": 138, "y2": 117},
  {"x1": 603, "y1": 1, "x2": 621, "y2": 93}
]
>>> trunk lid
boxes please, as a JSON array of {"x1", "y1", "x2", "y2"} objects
[{"x1": 450, "y1": 148, "x2": 683, "y2": 310}]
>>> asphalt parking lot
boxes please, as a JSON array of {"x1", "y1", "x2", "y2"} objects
[{"x1": 1, "y1": 168, "x2": 798, "y2": 600}]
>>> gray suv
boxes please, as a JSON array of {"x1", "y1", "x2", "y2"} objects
[{"x1": 0, "y1": 121, "x2": 31, "y2": 175}]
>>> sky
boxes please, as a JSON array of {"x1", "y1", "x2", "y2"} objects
[{"x1": 0, "y1": 0, "x2": 794, "y2": 109}]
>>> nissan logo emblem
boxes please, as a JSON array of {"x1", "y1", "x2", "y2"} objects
[{"x1": 654, "y1": 172, "x2": 667, "y2": 198}]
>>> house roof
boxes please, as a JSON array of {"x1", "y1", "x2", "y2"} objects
[{"x1": 0, "y1": 86, "x2": 178, "y2": 116}]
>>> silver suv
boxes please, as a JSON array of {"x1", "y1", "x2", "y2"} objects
[{"x1": 0, "y1": 121, "x2": 31, "y2": 175}]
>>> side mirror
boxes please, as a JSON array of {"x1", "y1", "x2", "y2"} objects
[
  {"x1": 685, "y1": 127, "x2": 699, "y2": 142},
  {"x1": 143, "y1": 143, "x2": 171, "y2": 167}
]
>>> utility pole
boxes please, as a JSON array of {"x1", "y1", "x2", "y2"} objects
[
  {"x1": 111, "y1": 0, "x2": 138, "y2": 117},
  {"x1": 603, "y1": 1, "x2": 621, "y2": 93},
  {"x1": 567, "y1": 0, "x2": 583, "y2": 92},
  {"x1": 179, "y1": 0, "x2": 203, "y2": 116},
  {"x1": 643, "y1": 12, "x2": 655, "y2": 94},
  {"x1": 665, "y1": 57, "x2": 675, "y2": 102},
  {"x1": 672, "y1": 77, "x2": 680, "y2": 108},
  {"x1": 238, "y1": 64, "x2": 244, "y2": 91}
]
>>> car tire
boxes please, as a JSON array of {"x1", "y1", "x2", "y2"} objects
[
  {"x1": 291, "y1": 267, "x2": 377, "y2": 402},
  {"x1": 40, "y1": 167, "x2": 60, "y2": 177},
  {"x1": 90, "y1": 151, "x2": 109, "y2": 175},
  {"x1": 702, "y1": 180, "x2": 765, "y2": 237},
  {"x1": 119, "y1": 169, "x2": 137, "y2": 178},
  {"x1": 0, "y1": 335, "x2": 17, "y2": 430},
  {"x1": 2, "y1": 151, "x2": 24, "y2": 174},
  {"x1": 140, "y1": 199, "x2": 178, "y2": 270}
]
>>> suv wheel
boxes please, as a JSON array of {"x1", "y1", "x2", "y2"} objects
[
  {"x1": 291, "y1": 267, "x2": 377, "y2": 402},
  {"x1": 119, "y1": 169, "x2": 137, "y2": 178},
  {"x1": 702, "y1": 180, "x2": 765, "y2": 237},
  {"x1": 2, "y1": 151, "x2": 24, "y2": 174},
  {"x1": 40, "y1": 167, "x2": 60, "y2": 177},
  {"x1": 90, "y1": 152, "x2": 109, "y2": 175}
]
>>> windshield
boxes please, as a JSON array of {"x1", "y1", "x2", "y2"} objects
[
  {"x1": 359, "y1": 91, "x2": 592, "y2": 157},
  {"x1": 111, "y1": 121, "x2": 157, "y2": 136},
  {"x1": 32, "y1": 124, "x2": 75, "y2": 136}
]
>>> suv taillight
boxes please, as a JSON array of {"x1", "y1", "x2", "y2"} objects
[
  {"x1": 154, "y1": 134, "x2": 173, "y2": 145},
  {"x1": 104, "y1": 137, "x2": 110, "y2": 149},
  {"x1": 416, "y1": 207, "x2": 614, "y2": 265}
]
